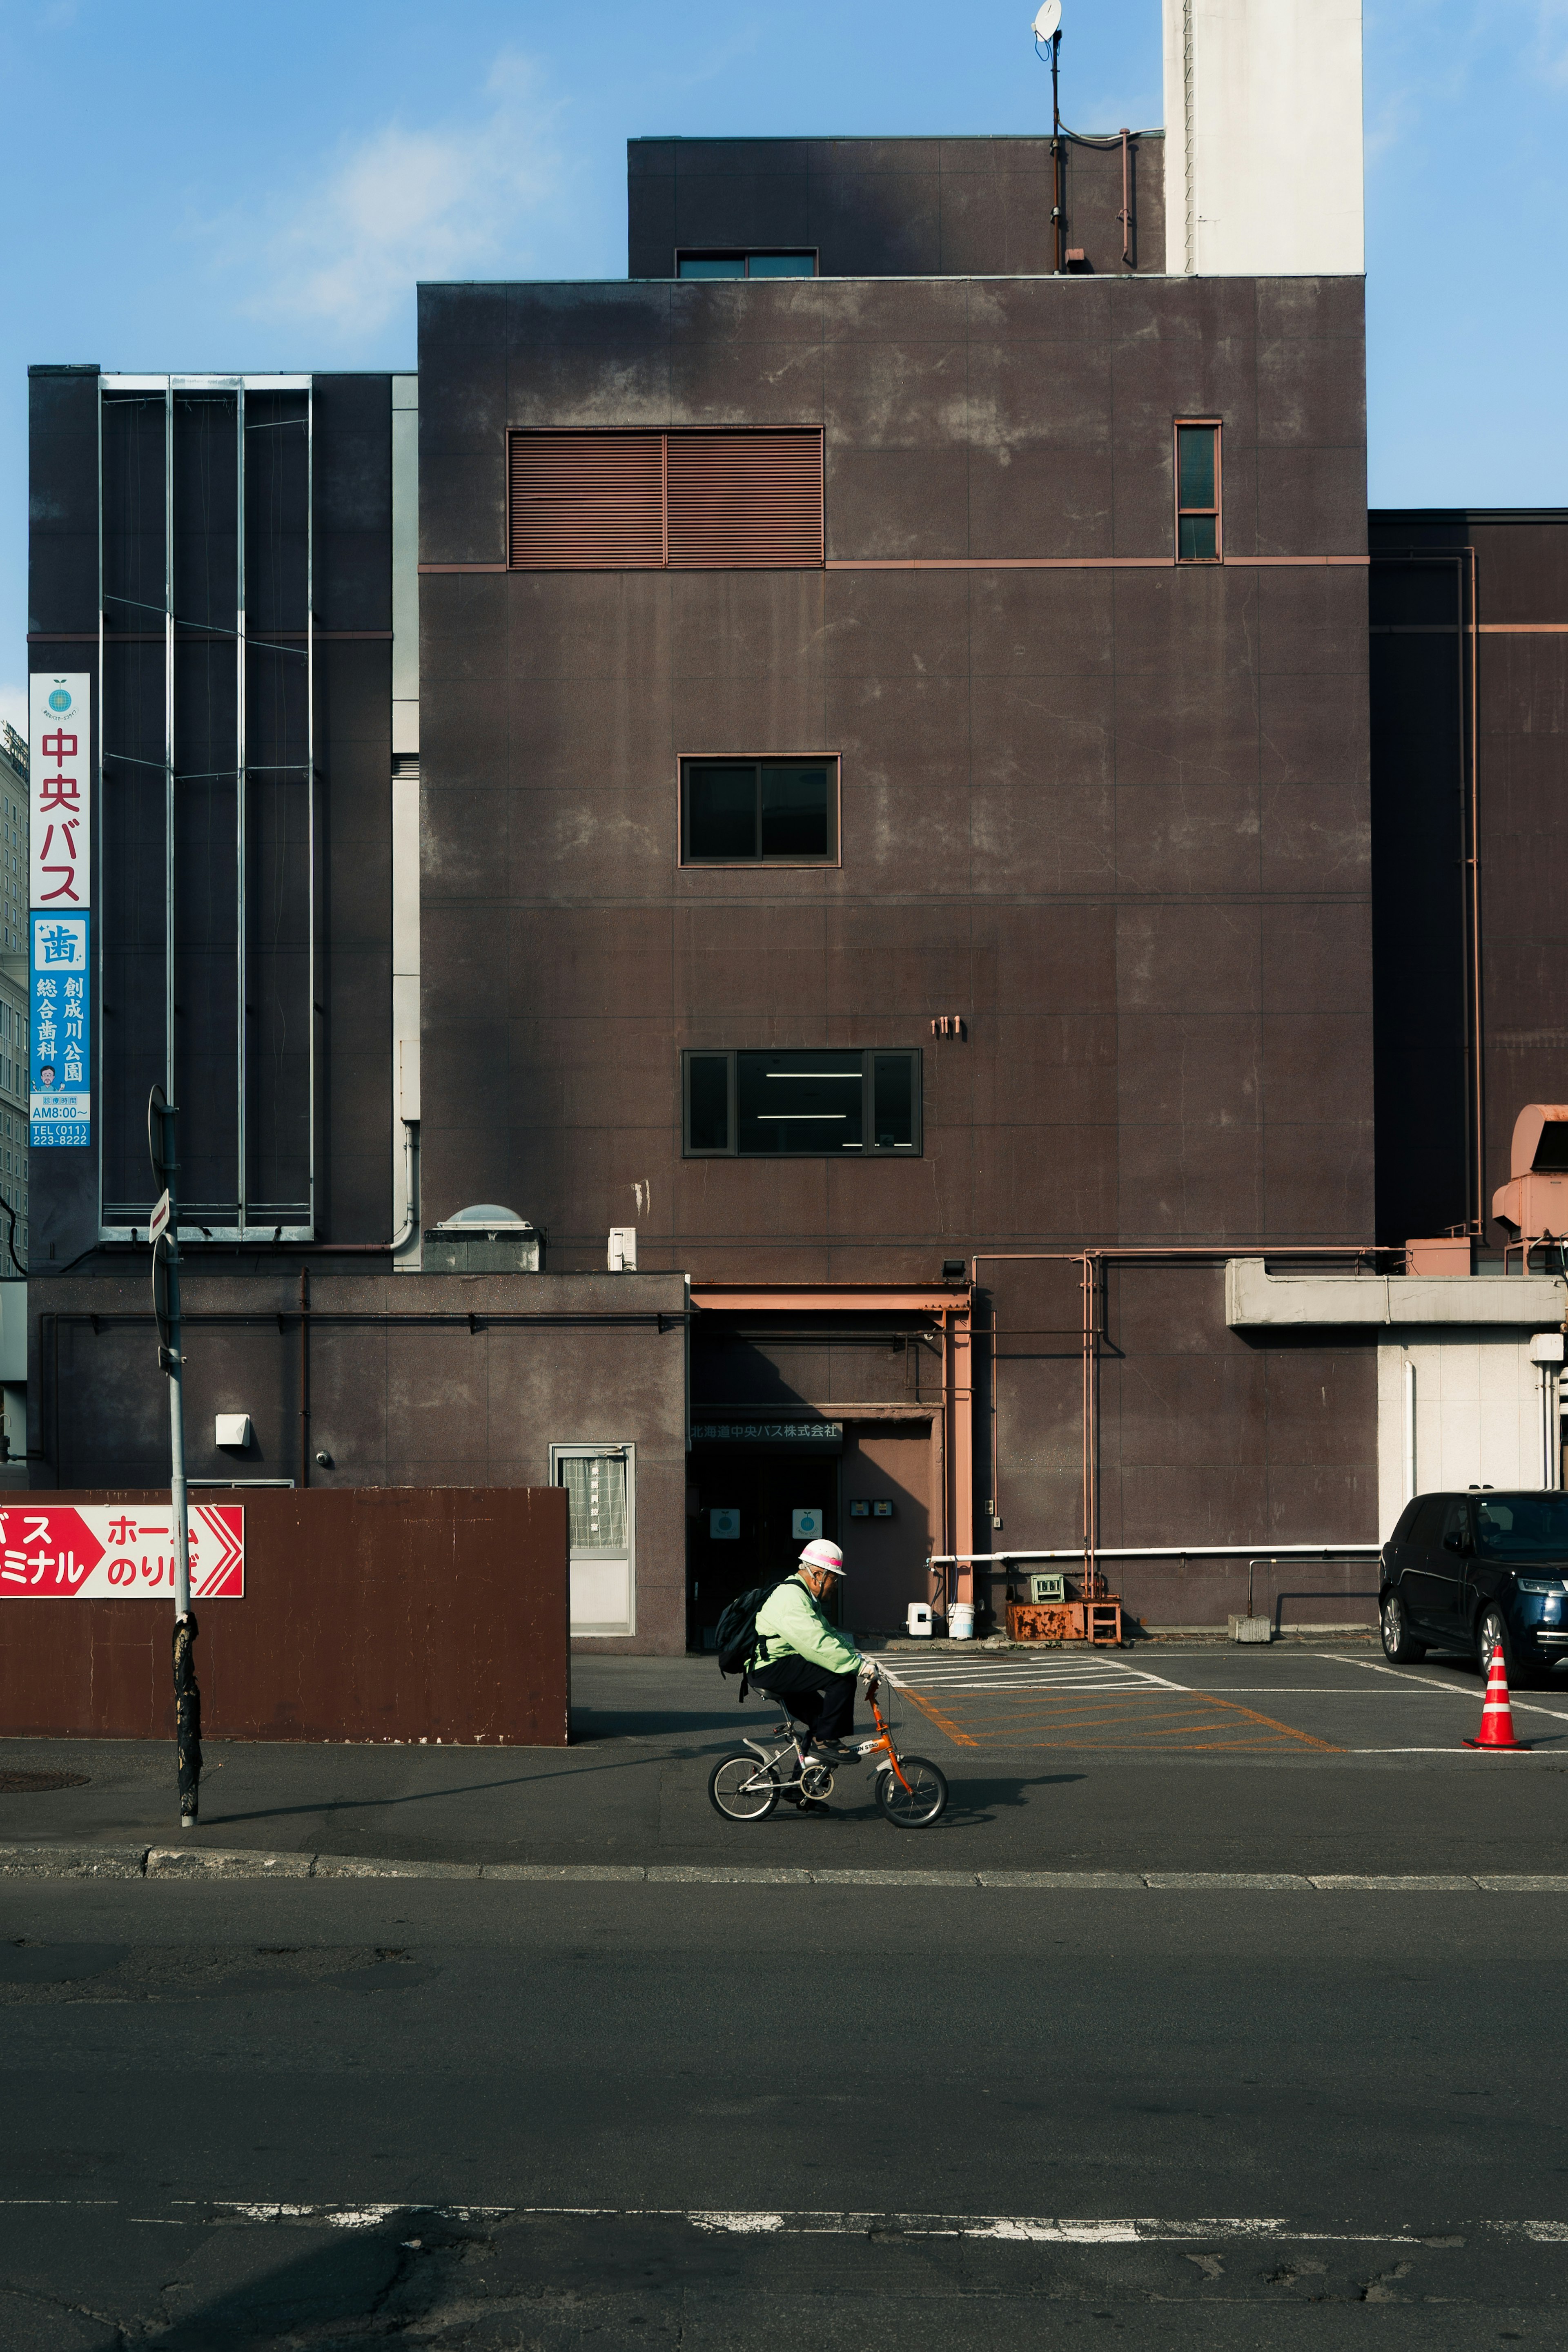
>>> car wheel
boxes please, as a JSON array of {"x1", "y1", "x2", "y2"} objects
[
  {"x1": 1381, "y1": 1589, "x2": 1426, "y2": 1664},
  {"x1": 1475, "y1": 1605, "x2": 1514, "y2": 1680}
]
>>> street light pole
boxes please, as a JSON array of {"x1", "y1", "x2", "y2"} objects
[{"x1": 150, "y1": 1085, "x2": 199, "y2": 1828}]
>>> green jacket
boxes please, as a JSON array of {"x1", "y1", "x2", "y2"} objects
[{"x1": 753, "y1": 1574, "x2": 862, "y2": 1676}]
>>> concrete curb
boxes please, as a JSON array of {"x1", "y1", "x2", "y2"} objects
[{"x1": 5, "y1": 1843, "x2": 1568, "y2": 1891}]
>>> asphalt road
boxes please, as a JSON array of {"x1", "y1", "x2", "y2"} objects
[{"x1": 3, "y1": 1873, "x2": 1567, "y2": 2349}]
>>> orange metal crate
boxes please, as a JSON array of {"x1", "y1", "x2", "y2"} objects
[{"x1": 1006, "y1": 1598, "x2": 1122, "y2": 1645}]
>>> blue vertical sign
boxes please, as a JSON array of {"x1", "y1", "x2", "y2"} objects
[{"x1": 30, "y1": 912, "x2": 90, "y2": 1148}]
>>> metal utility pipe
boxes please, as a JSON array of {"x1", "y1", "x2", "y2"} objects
[
  {"x1": 1118, "y1": 127, "x2": 1131, "y2": 265},
  {"x1": 975, "y1": 1244, "x2": 1382, "y2": 1587},
  {"x1": 930, "y1": 1544, "x2": 1381, "y2": 1564},
  {"x1": 298, "y1": 1267, "x2": 309, "y2": 1488},
  {"x1": 1051, "y1": 31, "x2": 1065, "y2": 273},
  {"x1": 1403, "y1": 1355, "x2": 1417, "y2": 1505}
]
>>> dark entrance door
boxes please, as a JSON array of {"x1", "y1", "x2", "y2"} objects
[{"x1": 688, "y1": 1445, "x2": 840, "y2": 1651}]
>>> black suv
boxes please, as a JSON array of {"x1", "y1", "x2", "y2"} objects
[{"x1": 1381, "y1": 1491, "x2": 1568, "y2": 1681}]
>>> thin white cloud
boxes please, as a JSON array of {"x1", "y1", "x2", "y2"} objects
[{"x1": 235, "y1": 54, "x2": 566, "y2": 341}]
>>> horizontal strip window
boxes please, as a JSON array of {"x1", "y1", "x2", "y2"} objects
[
  {"x1": 676, "y1": 251, "x2": 817, "y2": 279},
  {"x1": 508, "y1": 430, "x2": 824, "y2": 571},
  {"x1": 681, "y1": 758, "x2": 837, "y2": 864},
  {"x1": 1176, "y1": 420, "x2": 1221, "y2": 563},
  {"x1": 684, "y1": 1049, "x2": 921, "y2": 1158}
]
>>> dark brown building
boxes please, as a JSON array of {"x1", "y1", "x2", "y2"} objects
[{"x1": 27, "y1": 110, "x2": 1564, "y2": 1659}]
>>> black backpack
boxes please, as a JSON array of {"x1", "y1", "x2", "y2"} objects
[{"x1": 715, "y1": 1576, "x2": 793, "y2": 1697}]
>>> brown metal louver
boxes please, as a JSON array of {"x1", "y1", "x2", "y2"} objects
[
  {"x1": 507, "y1": 430, "x2": 822, "y2": 570},
  {"x1": 508, "y1": 433, "x2": 666, "y2": 570},
  {"x1": 665, "y1": 432, "x2": 824, "y2": 568}
]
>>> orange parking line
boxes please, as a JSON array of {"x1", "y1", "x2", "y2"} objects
[
  {"x1": 901, "y1": 1688, "x2": 980, "y2": 1748},
  {"x1": 924, "y1": 1689, "x2": 1341, "y2": 1755}
]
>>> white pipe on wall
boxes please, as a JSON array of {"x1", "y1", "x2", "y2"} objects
[{"x1": 1403, "y1": 1354, "x2": 1416, "y2": 1505}]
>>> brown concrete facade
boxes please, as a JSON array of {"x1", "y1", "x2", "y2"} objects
[
  {"x1": 416, "y1": 252, "x2": 1376, "y2": 1614},
  {"x1": 28, "y1": 1272, "x2": 690, "y2": 1654},
  {"x1": 1370, "y1": 512, "x2": 1568, "y2": 1251},
  {"x1": 627, "y1": 134, "x2": 1167, "y2": 283},
  {"x1": 419, "y1": 269, "x2": 1372, "y2": 1274}
]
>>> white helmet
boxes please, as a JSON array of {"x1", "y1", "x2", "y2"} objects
[{"x1": 799, "y1": 1538, "x2": 845, "y2": 1576}]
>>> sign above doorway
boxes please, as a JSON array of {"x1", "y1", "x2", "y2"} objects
[{"x1": 692, "y1": 1421, "x2": 844, "y2": 1449}]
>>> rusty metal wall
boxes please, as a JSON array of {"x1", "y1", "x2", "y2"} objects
[{"x1": 0, "y1": 1486, "x2": 570, "y2": 1745}]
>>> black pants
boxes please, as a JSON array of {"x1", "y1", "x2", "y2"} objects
[{"x1": 748, "y1": 1656, "x2": 857, "y2": 1743}]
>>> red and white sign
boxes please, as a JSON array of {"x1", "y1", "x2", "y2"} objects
[{"x1": 0, "y1": 1504, "x2": 243, "y2": 1599}]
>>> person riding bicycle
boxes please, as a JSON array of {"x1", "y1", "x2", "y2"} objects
[{"x1": 747, "y1": 1538, "x2": 880, "y2": 1759}]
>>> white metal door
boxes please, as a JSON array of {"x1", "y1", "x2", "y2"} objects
[{"x1": 551, "y1": 1444, "x2": 635, "y2": 1636}]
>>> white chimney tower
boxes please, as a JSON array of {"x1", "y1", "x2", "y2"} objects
[{"x1": 1163, "y1": 0, "x2": 1364, "y2": 275}]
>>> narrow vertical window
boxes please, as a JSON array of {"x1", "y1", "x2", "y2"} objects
[
  {"x1": 685, "y1": 1053, "x2": 735, "y2": 1155},
  {"x1": 1175, "y1": 421, "x2": 1221, "y2": 562}
]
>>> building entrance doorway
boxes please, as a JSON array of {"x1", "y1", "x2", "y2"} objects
[{"x1": 687, "y1": 1442, "x2": 840, "y2": 1651}]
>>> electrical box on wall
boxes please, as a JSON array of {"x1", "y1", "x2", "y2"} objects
[
  {"x1": 1029, "y1": 1572, "x2": 1066, "y2": 1604},
  {"x1": 873, "y1": 1499, "x2": 894, "y2": 1519},
  {"x1": 849, "y1": 1498, "x2": 870, "y2": 1518},
  {"x1": 215, "y1": 1415, "x2": 252, "y2": 1449}
]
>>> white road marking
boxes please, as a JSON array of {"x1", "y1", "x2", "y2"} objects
[
  {"x1": 4, "y1": 2201, "x2": 1568, "y2": 2246},
  {"x1": 885, "y1": 1655, "x2": 1189, "y2": 1697},
  {"x1": 1322, "y1": 1653, "x2": 1568, "y2": 1725}
]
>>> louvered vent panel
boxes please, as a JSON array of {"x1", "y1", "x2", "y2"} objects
[
  {"x1": 665, "y1": 432, "x2": 824, "y2": 569},
  {"x1": 508, "y1": 433, "x2": 665, "y2": 569}
]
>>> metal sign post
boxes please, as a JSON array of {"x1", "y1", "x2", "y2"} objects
[{"x1": 149, "y1": 1086, "x2": 199, "y2": 1828}]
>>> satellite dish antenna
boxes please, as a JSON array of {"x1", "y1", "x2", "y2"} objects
[{"x1": 1031, "y1": 0, "x2": 1061, "y2": 42}]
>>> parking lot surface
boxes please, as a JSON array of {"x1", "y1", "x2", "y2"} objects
[{"x1": 884, "y1": 1641, "x2": 1568, "y2": 1758}]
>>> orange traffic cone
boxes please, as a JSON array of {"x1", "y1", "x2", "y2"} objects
[{"x1": 1463, "y1": 1643, "x2": 1531, "y2": 1752}]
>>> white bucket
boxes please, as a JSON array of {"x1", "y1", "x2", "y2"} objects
[
  {"x1": 906, "y1": 1601, "x2": 933, "y2": 1637},
  {"x1": 949, "y1": 1600, "x2": 976, "y2": 1641}
]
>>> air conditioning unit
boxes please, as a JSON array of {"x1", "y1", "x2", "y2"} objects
[{"x1": 1029, "y1": 1572, "x2": 1066, "y2": 1604}]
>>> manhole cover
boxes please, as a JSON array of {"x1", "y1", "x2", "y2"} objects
[{"x1": 0, "y1": 1771, "x2": 90, "y2": 1793}]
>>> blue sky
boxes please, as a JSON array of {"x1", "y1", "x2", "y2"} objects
[{"x1": 4, "y1": 0, "x2": 1566, "y2": 735}]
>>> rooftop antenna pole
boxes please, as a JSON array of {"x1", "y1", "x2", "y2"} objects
[{"x1": 1031, "y1": 3, "x2": 1066, "y2": 272}]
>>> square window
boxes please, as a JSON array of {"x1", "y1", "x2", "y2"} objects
[{"x1": 681, "y1": 758, "x2": 836, "y2": 865}]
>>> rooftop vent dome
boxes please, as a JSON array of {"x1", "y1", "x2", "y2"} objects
[
  {"x1": 438, "y1": 1203, "x2": 532, "y2": 1229},
  {"x1": 424, "y1": 1203, "x2": 542, "y2": 1273}
]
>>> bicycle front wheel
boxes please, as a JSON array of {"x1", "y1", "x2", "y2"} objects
[
  {"x1": 708, "y1": 1752, "x2": 780, "y2": 1822},
  {"x1": 875, "y1": 1754, "x2": 948, "y2": 1828}
]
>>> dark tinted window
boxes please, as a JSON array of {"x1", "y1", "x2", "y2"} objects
[
  {"x1": 684, "y1": 1048, "x2": 920, "y2": 1156},
  {"x1": 1177, "y1": 426, "x2": 1215, "y2": 508},
  {"x1": 687, "y1": 766, "x2": 757, "y2": 860},
  {"x1": 677, "y1": 252, "x2": 815, "y2": 279},
  {"x1": 686, "y1": 1054, "x2": 732, "y2": 1153},
  {"x1": 1409, "y1": 1497, "x2": 1448, "y2": 1548},
  {"x1": 738, "y1": 1050, "x2": 864, "y2": 1155},
  {"x1": 1176, "y1": 421, "x2": 1220, "y2": 563},
  {"x1": 1474, "y1": 1494, "x2": 1568, "y2": 1560},
  {"x1": 871, "y1": 1054, "x2": 915, "y2": 1149},
  {"x1": 683, "y1": 760, "x2": 835, "y2": 863},
  {"x1": 760, "y1": 767, "x2": 831, "y2": 858}
]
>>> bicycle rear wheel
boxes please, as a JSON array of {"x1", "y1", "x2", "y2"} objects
[
  {"x1": 875, "y1": 1754, "x2": 948, "y2": 1828},
  {"x1": 708, "y1": 1752, "x2": 780, "y2": 1822}
]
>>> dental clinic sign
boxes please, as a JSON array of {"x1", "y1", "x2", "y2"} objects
[{"x1": 29, "y1": 675, "x2": 91, "y2": 1149}]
